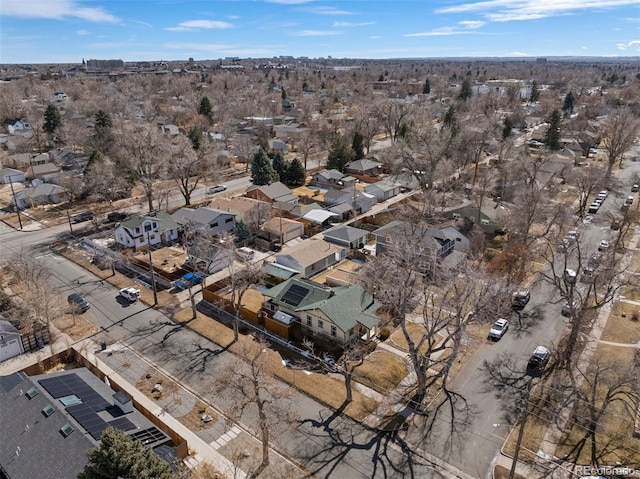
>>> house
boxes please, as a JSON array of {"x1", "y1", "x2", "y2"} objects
[
  {"x1": 0, "y1": 368, "x2": 174, "y2": 479},
  {"x1": 0, "y1": 317, "x2": 24, "y2": 362},
  {"x1": 345, "y1": 159, "x2": 383, "y2": 177},
  {"x1": 323, "y1": 189, "x2": 376, "y2": 214},
  {"x1": 3, "y1": 118, "x2": 30, "y2": 135},
  {"x1": 263, "y1": 278, "x2": 381, "y2": 346},
  {"x1": 115, "y1": 212, "x2": 180, "y2": 250},
  {"x1": 172, "y1": 207, "x2": 236, "y2": 237},
  {"x1": 268, "y1": 138, "x2": 289, "y2": 154},
  {"x1": 373, "y1": 220, "x2": 456, "y2": 273},
  {"x1": 246, "y1": 181, "x2": 298, "y2": 205},
  {"x1": 275, "y1": 238, "x2": 346, "y2": 278},
  {"x1": 0, "y1": 167, "x2": 26, "y2": 184},
  {"x1": 311, "y1": 169, "x2": 356, "y2": 188},
  {"x1": 186, "y1": 238, "x2": 233, "y2": 274},
  {"x1": 279, "y1": 202, "x2": 324, "y2": 220},
  {"x1": 53, "y1": 92, "x2": 68, "y2": 101},
  {"x1": 323, "y1": 225, "x2": 369, "y2": 249},
  {"x1": 302, "y1": 209, "x2": 339, "y2": 227},
  {"x1": 444, "y1": 201, "x2": 508, "y2": 235},
  {"x1": 261, "y1": 217, "x2": 304, "y2": 243},
  {"x1": 327, "y1": 202, "x2": 354, "y2": 221},
  {"x1": 208, "y1": 196, "x2": 271, "y2": 226},
  {"x1": 12, "y1": 184, "x2": 68, "y2": 209},
  {"x1": 364, "y1": 179, "x2": 401, "y2": 201},
  {"x1": 26, "y1": 162, "x2": 60, "y2": 180}
]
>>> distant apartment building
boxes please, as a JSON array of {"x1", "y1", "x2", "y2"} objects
[{"x1": 86, "y1": 59, "x2": 124, "y2": 71}]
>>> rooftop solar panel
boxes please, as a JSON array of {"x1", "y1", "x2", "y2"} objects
[
  {"x1": 129, "y1": 427, "x2": 169, "y2": 448},
  {"x1": 67, "y1": 403, "x2": 108, "y2": 440},
  {"x1": 281, "y1": 284, "x2": 308, "y2": 306},
  {"x1": 109, "y1": 417, "x2": 137, "y2": 432}
]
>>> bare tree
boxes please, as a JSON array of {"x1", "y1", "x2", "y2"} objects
[
  {"x1": 375, "y1": 100, "x2": 413, "y2": 142},
  {"x1": 567, "y1": 165, "x2": 606, "y2": 217},
  {"x1": 167, "y1": 134, "x2": 216, "y2": 206},
  {"x1": 214, "y1": 337, "x2": 298, "y2": 478},
  {"x1": 227, "y1": 253, "x2": 263, "y2": 342},
  {"x1": 600, "y1": 107, "x2": 640, "y2": 178}
]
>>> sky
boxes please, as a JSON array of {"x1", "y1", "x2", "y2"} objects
[{"x1": 1, "y1": 0, "x2": 639, "y2": 64}]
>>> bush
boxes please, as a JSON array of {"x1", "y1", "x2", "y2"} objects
[
  {"x1": 378, "y1": 328, "x2": 391, "y2": 341},
  {"x1": 632, "y1": 311, "x2": 639, "y2": 322}
]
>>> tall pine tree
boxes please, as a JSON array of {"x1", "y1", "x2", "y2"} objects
[
  {"x1": 43, "y1": 103, "x2": 62, "y2": 135},
  {"x1": 352, "y1": 131, "x2": 365, "y2": 160},
  {"x1": 251, "y1": 148, "x2": 278, "y2": 185},
  {"x1": 285, "y1": 158, "x2": 306, "y2": 186},
  {"x1": 544, "y1": 109, "x2": 562, "y2": 151}
]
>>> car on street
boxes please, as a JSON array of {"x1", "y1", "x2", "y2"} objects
[
  {"x1": 588, "y1": 252, "x2": 602, "y2": 268},
  {"x1": 588, "y1": 202, "x2": 600, "y2": 214},
  {"x1": 72, "y1": 211, "x2": 94, "y2": 223},
  {"x1": 528, "y1": 346, "x2": 550, "y2": 370},
  {"x1": 598, "y1": 240, "x2": 610, "y2": 252},
  {"x1": 625, "y1": 195, "x2": 634, "y2": 205},
  {"x1": 106, "y1": 211, "x2": 127, "y2": 223},
  {"x1": 207, "y1": 185, "x2": 227, "y2": 194},
  {"x1": 598, "y1": 190, "x2": 608, "y2": 199},
  {"x1": 632, "y1": 184, "x2": 639, "y2": 193},
  {"x1": 566, "y1": 230, "x2": 579, "y2": 242},
  {"x1": 511, "y1": 289, "x2": 531, "y2": 309},
  {"x1": 582, "y1": 265, "x2": 596, "y2": 282},
  {"x1": 67, "y1": 293, "x2": 90, "y2": 313},
  {"x1": 488, "y1": 318, "x2": 509, "y2": 341},
  {"x1": 561, "y1": 300, "x2": 579, "y2": 317},
  {"x1": 119, "y1": 287, "x2": 141, "y2": 302},
  {"x1": 564, "y1": 268, "x2": 577, "y2": 285}
]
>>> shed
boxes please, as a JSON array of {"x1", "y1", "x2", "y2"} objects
[{"x1": 0, "y1": 318, "x2": 24, "y2": 362}]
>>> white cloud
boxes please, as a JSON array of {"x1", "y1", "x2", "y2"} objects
[
  {"x1": 173, "y1": 19, "x2": 232, "y2": 30},
  {"x1": 459, "y1": 20, "x2": 485, "y2": 29},
  {"x1": 308, "y1": 6, "x2": 352, "y2": 15},
  {"x1": 436, "y1": 0, "x2": 640, "y2": 23},
  {"x1": 1, "y1": 0, "x2": 119, "y2": 22},
  {"x1": 133, "y1": 20, "x2": 153, "y2": 28},
  {"x1": 293, "y1": 29, "x2": 344, "y2": 36},
  {"x1": 405, "y1": 27, "x2": 479, "y2": 37},
  {"x1": 76, "y1": 30, "x2": 90, "y2": 36},
  {"x1": 370, "y1": 36, "x2": 382, "y2": 39},
  {"x1": 332, "y1": 21, "x2": 375, "y2": 27}
]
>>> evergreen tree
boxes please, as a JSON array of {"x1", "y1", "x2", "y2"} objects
[
  {"x1": 198, "y1": 96, "x2": 213, "y2": 119},
  {"x1": 422, "y1": 79, "x2": 431, "y2": 94},
  {"x1": 93, "y1": 110, "x2": 113, "y2": 153},
  {"x1": 502, "y1": 116, "x2": 513, "y2": 140},
  {"x1": 281, "y1": 88, "x2": 287, "y2": 101},
  {"x1": 272, "y1": 153, "x2": 289, "y2": 179},
  {"x1": 458, "y1": 78, "x2": 472, "y2": 101},
  {"x1": 188, "y1": 126, "x2": 202, "y2": 150},
  {"x1": 352, "y1": 131, "x2": 365, "y2": 160},
  {"x1": 78, "y1": 428, "x2": 172, "y2": 479},
  {"x1": 544, "y1": 109, "x2": 562, "y2": 151},
  {"x1": 562, "y1": 91, "x2": 575, "y2": 114},
  {"x1": 326, "y1": 136, "x2": 355, "y2": 172},
  {"x1": 251, "y1": 148, "x2": 278, "y2": 185},
  {"x1": 43, "y1": 103, "x2": 62, "y2": 135},
  {"x1": 235, "y1": 220, "x2": 251, "y2": 241},
  {"x1": 85, "y1": 150, "x2": 103, "y2": 173},
  {"x1": 443, "y1": 105, "x2": 459, "y2": 137},
  {"x1": 529, "y1": 81, "x2": 540, "y2": 102},
  {"x1": 285, "y1": 158, "x2": 306, "y2": 186},
  {"x1": 94, "y1": 110, "x2": 112, "y2": 128}
]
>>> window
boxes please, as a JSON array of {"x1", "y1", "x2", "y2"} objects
[
  {"x1": 42, "y1": 404, "x2": 55, "y2": 418},
  {"x1": 135, "y1": 227, "x2": 140, "y2": 234},
  {"x1": 211, "y1": 222, "x2": 219, "y2": 228},
  {"x1": 306, "y1": 316, "x2": 312, "y2": 327},
  {"x1": 318, "y1": 320, "x2": 324, "y2": 330},
  {"x1": 144, "y1": 223, "x2": 152, "y2": 232},
  {"x1": 225, "y1": 218, "x2": 233, "y2": 223},
  {"x1": 331, "y1": 325, "x2": 337, "y2": 337},
  {"x1": 59, "y1": 395, "x2": 81, "y2": 406},
  {"x1": 349, "y1": 328, "x2": 355, "y2": 337},
  {"x1": 480, "y1": 219, "x2": 490, "y2": 225},
  {"x1": 25, "y1": 387, "x2": 39, "y2": 399},
  {"x1": 60, "y1": 423, "x2": 74, "y2": 438},
  {"x1": 452, "y1": 213, "x2": 460, "y2": 219}
]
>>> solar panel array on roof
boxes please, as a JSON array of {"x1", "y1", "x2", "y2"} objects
[
  {"x1": 108, "y1": 417, "x2": 137, "y2": 432},
  {"x1": 39, "y1": 374, "x2": 110, "y2": 411},
  {"x1": 281, "y1": 284, "x2": 309, "y2": 306},
  {"x1": 67, "y1": 403, "x2": 108, "y2": 440}
]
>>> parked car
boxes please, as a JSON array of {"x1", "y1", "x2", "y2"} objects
[
  {"x1": 626, "y1": 195, "x2": 634, "y2": 205},
  {"x1": 119, "y1": 287, "x2": 141, "y2": 302},
  {"x1": 72, "y1": 211, "x2": 94, "y2": 223},
  {"x1": 598, "y1": 190, "x2": 608, "y2": 199},
  {"x1": 566, "y1": 230, "x2": 579, "y2": 242},
  {"x1": 511, "y1": 289, "x2": 531, "y2": 309},
  {"x1": 632, "y1": 184, "x2": 639, "y2": 193},
  {"x1": 528, "y1": 346, "x2": 550, "y2": 370},
  {"x1": 106, "y1": 211, "x2": 127, "y2": 222},
  {"x1": 588, "y1": 203, "x2": 600, "y2": 214},
  {"x1": 588, "y1": 252, "x2": 602, "y2": 268},
  {"x1": 207, "y1": 185, "x2": 227, "y2": 194},
  {"x1": 598, "y1": 240, "x2": 610, "y2": 252},
  {"x1": 564, "y1": 268, "x2": 577, "y2": 285},
  {"x1": 582, "y1": 265, "x2": 596, "y2": 282},
  {"x1": 488, "y1": 318, "x2": 509, "y2": 341},
  {"x1": 561, "y1": 300, "x2": 578, "y2": 317},
  {"x1": 67, "y1": 293, "x2": 90, "y2": 313}
]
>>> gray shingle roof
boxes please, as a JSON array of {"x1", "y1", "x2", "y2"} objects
[
  {"x1": 324, "y1": 225, "x2": 368, "y2": 243},
  {"x1": 172, "y1": 207, "x2": 234, "y2": 226}
]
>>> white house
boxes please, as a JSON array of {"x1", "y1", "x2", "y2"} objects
[
  {"x1": 3, "y1": 118, "x2": 30, "y2": 136},
  {"x1": 12, "y1": 183, "x2": 67, "y2": 209},
  {"x1": 53, "y1": 92, "x2": 68, "y2": 101},
  {"x1": 0, "y1": 318, "x2": 24, "y2": 363},
  {"x1": 115, "y1": 212, "x2": 180, "y2": 250}
]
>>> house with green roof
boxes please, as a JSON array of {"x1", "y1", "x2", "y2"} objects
[
  {"x1": 263, "y1": 278, "x2": 381, "y2": 346},
  {"x1": 114, "y1": 212, "x2": 179, "y2": 250}
]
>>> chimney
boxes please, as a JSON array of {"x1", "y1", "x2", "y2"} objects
[{"x1": 113, "y1": 390, "x2": 134, "y2": 414}]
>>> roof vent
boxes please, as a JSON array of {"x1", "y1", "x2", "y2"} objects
[{"x1": 25, "y1": 387, "x2": 39, "y2": 399}]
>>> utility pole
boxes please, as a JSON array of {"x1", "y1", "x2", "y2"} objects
[
  {"x1": 64, "y1": 191, "x2": 74, "y2": 235},
  {"x1": 509, "y1": 380, "x2": 532, "y2": 479},
  {"x1": 145, "y1": 228, "x2": 158, "y2": 306},
  {"x1": 7, "y1": 174, "x2": 23, "y2": 230}
]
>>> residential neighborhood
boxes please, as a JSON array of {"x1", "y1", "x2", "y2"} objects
[{"x1": 0, "y1": 52, "x2": 639, "y2": 479}]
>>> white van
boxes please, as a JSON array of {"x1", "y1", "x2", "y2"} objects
[
  {"x1": 236, "y1": 247, "x2": 255, "y2": 261},
  {"x1": 119, "y1": 287, "x2": 141, "y2": 302}
]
